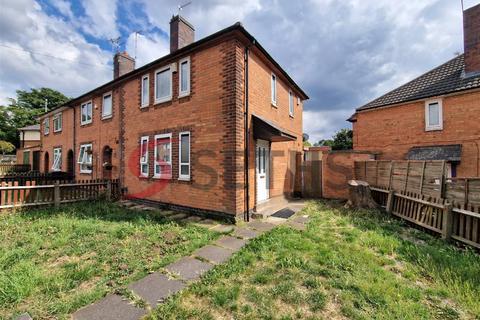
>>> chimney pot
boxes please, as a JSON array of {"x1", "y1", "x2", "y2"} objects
[
  {"x1": 170, "y1": 15, "x2": 195, "y2": 53},
  {"x1": 113, "y1": 51, "x2": 135, "y2": 79},
  {"x1": 463, "y1": 4, "x2": 480, "y2": 76}
]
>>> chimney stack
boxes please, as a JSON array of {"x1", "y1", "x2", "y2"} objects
[
  {"x1": 463, "y1": 3, "x2": 480, "y2": 76},
  {"x1": 113, "y1": 51, "x2": 135, "y2": 79},
  {"x1": 170, "y1": 15, "x2": 195, "y2": 53}
]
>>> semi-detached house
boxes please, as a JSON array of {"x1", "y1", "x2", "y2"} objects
[{"x1": 38, "y1": 15, "x2": 309, "y2": 222}]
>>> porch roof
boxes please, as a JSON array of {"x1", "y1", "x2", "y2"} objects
[
  {"x1": 252, "y1": 114, "x2": 297, "y2": 142},
  {"x1": 407, "y1": 144, "x2": 462, "y2": 162}
]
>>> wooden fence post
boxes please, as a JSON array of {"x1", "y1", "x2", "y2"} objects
[
  {"x1": 54, "y1": 182, "x2": 60, "y2": 208},
  {"x1": 442, "y1": 203, "x2": 453, "y2": 240},
  {"x1": 106, "y1": 180, "x2": 112, "y2": 201},
  {"x1": 386, "y1": 190, "x2": 395, "y2": 214}
]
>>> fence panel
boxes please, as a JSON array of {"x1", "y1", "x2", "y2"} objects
[
  {"x1": 0, "y1": 164, "x2": 31, "y2": 176},
  {"x1": 302, "y1": 160, "x2": 322, "y2": 198}
]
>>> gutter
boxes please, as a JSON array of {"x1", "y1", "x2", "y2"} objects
[{"x1": 244, "y1": 44, "x2": 251, "y2": 222}]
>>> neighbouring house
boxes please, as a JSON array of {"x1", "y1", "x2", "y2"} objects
[
  {"x1": 37, "y1": 15, "x2": 308, "y2": 222},
  {"x1": 349, "y1": 4, "x2": 480, "y2": 178},
  {"x1": 16, "y1": 124, "x2": 41, "y2": 170}
]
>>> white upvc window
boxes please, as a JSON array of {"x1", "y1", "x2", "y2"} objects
[
  {"x1": 154, "y1": 133, "x2": 172, "y2": 179},
  {"x1": 140, "y1": 136, "x2": 149, "y2": 177},
  {"x1": 179, "y1": 57, "x2": 191, "y2": 97},
  {"x1": 179, "y1": 131, "x2": 190, "y2": 180},
  {"x1": 52, "y1": 148, "x2": 62, "y2": 171},
  {"x1": 154, "y1": 65, "x2": 172, "y2": 104},
  {"x1": 78, "y1": 143, "x2": 93, "y2": 173},
  {"x1": 102, "y1": 92, "x2": 112, "y2": 119},
  {"x1": 271, "y1": 73, "x2": 277, "y2": 106},
  {"x1": 141, "y1": 74, "x2": 149, "y2": 107},
  {"x1": 297, "y1": 96, "x2": 301, "y2": 106},
  {"x1": 289, "y1": 90, "x2": 294, "y2": 117},
  {"x1": 81, "y1": 101, "x2": 93, "y2": 125},
  {"x1": 43, "y1": 118, "x2": 50, "y2": 135},
  {"x1": 425, "y1": 99, "x2": 443, "y2": 131},
  {"x1": 53, "y1": 113, "x2": 62, "y2": 132}
]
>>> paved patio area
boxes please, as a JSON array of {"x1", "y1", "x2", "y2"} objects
[{"x1": 69, "y1": 200, "x2": 309, "y2": 320}]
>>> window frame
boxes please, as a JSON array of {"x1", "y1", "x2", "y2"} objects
[
  {"x1": 52, "y1": 147, "x2": 62, "y2": 171},
  {"x1": 43, "y1": 118, "x2": 50, "y2": 135},
  {"x1": 139, "y1": 136, "x2": 149, "y2": 177},
  {"x1": 154, "y1": 65, "x2": 172, "y2": 104},
  {"x1": 425, "y1": 99, "x2": 443, "y2": 131},
  {"x1": 178, "y1": 56, "x2": 191, "y2": 97},
  {"x1": 153, "y1": 133, "x2": 172, "y2": 179},
  {"x1": 289, "y1": 90, "x2": 294, "y2": 117},
  {"x1": 53, "y1": 112, "x2": 62, "y2": 132},
  {"x1": 271, "y1": 73, "x2": 277, "y2": 106},
  {"x1": 80, "y1": 100, "x2": 93, "y2": 125},
  {"x1": 141, "y1": 74, "x2": 150, "y2": 108},
  {"x1": 77, "y1": 143, "x2": 93, "y2": 174},
  {"x1": 102, "y1": 92, "x2": 113, "y2": 119},
  {"x1": 178, "y1": 131, "x2": 191, "y2": 181}
]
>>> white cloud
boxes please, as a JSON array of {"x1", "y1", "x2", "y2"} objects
[
  {"x1": 0, "y1": 0, "x2": 112, "y2": 104},
  {"x1": 124, "y1": 32, "x2": 169, "y2": 68},
  {"x1": 78, "y1": 0, "x2": 119, "y2": 39}
]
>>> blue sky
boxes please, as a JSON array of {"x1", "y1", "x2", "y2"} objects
[{"x1": 0, "y1": 0, "x2": 478, "y2": 142}]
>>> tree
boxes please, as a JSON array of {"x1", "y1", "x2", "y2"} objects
[
  {"x1": 0, "y1": 140, "x2": 15, "y2": 155},
  {"x1": 0, "y1": 88, "x2": 69, "y2": 148},
  {"x1": 330, "y1": 128, "x2": 353, "y2": 150}
]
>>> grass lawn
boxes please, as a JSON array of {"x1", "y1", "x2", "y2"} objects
[
  {"x1": 0, "y1": 201, "x2": 220, "y2": 319},
  {"x1": 150, "y1": 200, "x2": 480, "y2": 320}
]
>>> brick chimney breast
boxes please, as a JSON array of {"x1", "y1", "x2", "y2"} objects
[
  {"x1": 464, "y1": 3, "x2": 480, "y2": 76},
  {"x1": 170, "y1": 15, "x2": 195, "y2": 53},
  {"x1": 113, "y1": 51, "x2": 135, "y2": 79}
]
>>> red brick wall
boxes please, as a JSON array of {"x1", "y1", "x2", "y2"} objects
[
  {"x1": 322, "y1": 151, "x2": 374, "y2": 199},
  {"x1": 353, "y1": 90, "x2": 480, "y2": 177},
  {"x1": 464, "y1": 4, "x2": 480, "y2": 74}
]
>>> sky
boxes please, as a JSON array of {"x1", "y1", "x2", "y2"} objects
[{"x1": 0, "y1": 0, "x2": 477, "y2": 143}]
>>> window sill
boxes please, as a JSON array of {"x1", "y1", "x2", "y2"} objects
[
  {"x1": 80, "y1": 171, "x2": 92, "y2": 174},
  {"x1": 425, "y1": 126, "x2": 443, "y2": 132},
  {"x1": 101, "y1": 115, "x2": 112, "y2": 120},
  {"x1": 80, "y1": 122, "x2": 93, "y2": 126},
  {"x1": 178, "y1": 177, "x2": 190, "y2": 181},
  {"x1": 178, "y1": 91, "x2": 190, "y2": 99},
  {"x1": 289, "y1": 114, "x2": 294, "y2": 119},
  {"x1": 53, "y1": 129, "x2": 62, "y2": 133},
  {"x1": 153, "y1": 175, "x2": 172, "y2": 180},
  {"x1": 271, "y1": 102, "x2": 277, "y2": 108},
  {"x1": 140, "y1": 104, "x2": 149, "y2": 109},
  {"x1": 154, "y1": 97, "x2": 172, "y2": 105}
]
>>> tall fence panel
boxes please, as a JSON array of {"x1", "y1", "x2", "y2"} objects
[
  {"x1": 0, "y1": 164, "x2": 31, "y2": 176},
  {"x1": 302, "y1": 160, "x2": 322, "y2": 198}
]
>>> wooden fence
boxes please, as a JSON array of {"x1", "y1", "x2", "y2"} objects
[
  {"x1": 0, "y1": 171, "x2": 73, "y2": 185},
  {"x1": 301, "y1": 160, "x2": 322, "y2": 198},
  {"x1": 0, "y1": 179, "x2": 120, "y2": 209},
  {"x1": 0, "y1": 164, "x2": 31, "y2": 176}
]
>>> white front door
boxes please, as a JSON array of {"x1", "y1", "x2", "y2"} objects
[{"x1": 256, "y1": 140, "x2": 270, "y2": 203}]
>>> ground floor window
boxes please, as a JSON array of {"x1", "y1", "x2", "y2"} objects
[
  {"x1": 140, "y1": 136, "x2": 149, "y2": 177},
  {"x1": 179, "y1": 131, "x2": 190, "y2": 180},
  {"x1": 154, "y1": 133, "x2": 172, "y2": 179},
  {"x1": 78, "y1": 144, "x2": 93, "y2": 173},
  {"x1": 52, "y1": 148, "x2": 62, "y2": 171},
  {"x1": 23, "y1": 151, "x2": 30, "y2": 165}
]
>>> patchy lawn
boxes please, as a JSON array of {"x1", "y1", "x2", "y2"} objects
[
  {"x1": 0, "y1": 201, "x2": 220, "y2": 319},
  {"x1": 150, "y1": 201, "x2": 480, "y2": 320}
]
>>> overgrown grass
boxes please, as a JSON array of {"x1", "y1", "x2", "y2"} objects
[
  {"x1": 149, "y1": 200, "x2": 480, "y2": 320},
  {"x1": 0, "y1": 201, "x2": 219, "y2": 319}
]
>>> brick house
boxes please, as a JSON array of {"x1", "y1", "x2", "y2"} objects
[
  {"x1": 16, "y1": 124, "x2": 41, "y2": 170},
  {"x1": 349, "y1": 4, "x2": 480, "y2": 178},
  {"x1": 38, "y1": 15, "x2": 308, "y2": 222}
]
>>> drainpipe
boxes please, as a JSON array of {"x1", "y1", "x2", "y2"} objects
[
  {"x1": 244, "y1": 42, "x2": 253, "y2": 222},
  {"x1": 70, "y1": 105, "x2": 76, "y2": 179}
]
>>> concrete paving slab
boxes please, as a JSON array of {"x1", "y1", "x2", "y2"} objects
[
  {"x1": 292, "y1": 215, "x2": 310, "y2": 224},
  {"x1": 184, "y1": 215, "x2": 203, "y2": 223},
  {"x1": 265, "y1": 216, "x2": 288, "y2": 225},
  {"x1": 168, "y1": 213, "x2": 189, "y2": 221},
  {"x1": 165, "y1": 257, "x2": 214, "y2": 281},
  {"x1": 210, "y1": 224, "x2": 234, "y2": 233},
  {"x1": 193, "y1": 219, "x2": 217, "y2": 228},
  {"x1": 15, "y1": 313, "x2": 32, "y2": 320},
  {"x1": 233, "y1": 227, "x2": 259, "y2": 239},
  {"x1": 128, "y1": 273, "x2": 185, "y2": 308},
  {"x1": 247, "y1": 220, "x2": 275, "y2": 232},
  {"x1": 194, "y1": 245, "x2": 233, "y2": 264},
  {"x1": 72, "y1": 294, "x2": 145, "y2": 320},
  {"x1": 215, "y1": 236, "x2": 247, "y2": 251}
]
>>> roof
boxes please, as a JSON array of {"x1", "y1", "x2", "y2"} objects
[
  {"x1": 252, "y1": 114, "x2": 297, "y2": 142},
  {"x1": 407, "y1": 144, "x2": 462, "y2": 162},
  {"x1": 40, "y1": 21, "x2": 308, "y2": 118},
  {"x1": 357, "y1": 55, "x2": 480, "y2": 111},
  {"x1": 18, "y1": 124, "x2": 40, "y2": 131}
]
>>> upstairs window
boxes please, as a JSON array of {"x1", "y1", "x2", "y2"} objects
[
  {"x1": 102, "y1": 92, "x2": 112, "y2": 119},
  {"x1": 78, "y1": 144, "x2": 92, "y2": 173},
  {"x1": 154, "y1": 133, "x2": 172, "y2": 179},
  {"x1": 52, "y1": 148, "x2": 62, "y2": 171},
  {"x1": 425, "y1": 99, "x2": 443, "y2": 131},
  {"x1": 43, "y1": 118, "x2": 50, "y2": 135},
  {"x1": 155, "y1": 66, "x2": 172, "y2": 104},
  {"x1": 140, "y1": 136, "x2": 149, "y2": 177},
  {"x1": 179, "y1": 57, "x2": 191, "y2": 97},
  {"x1": 81, "y1": 101, "x2": 93, "y2": 125},
  {"x1": 53, "y1": 113, "x2": 62, "y2": 132},
  {"x1": 271, "y1": 73, "x2": 277, "y2": 106},
  {"x1": 141, "y1": 74, "x2": 149, "y2": 107},
  {"x1": 289, "y1": 90, "x2": 294, "y2": 117},
  {"x1": 179, "y1": 131, "x2": 190, "y2": 180}
]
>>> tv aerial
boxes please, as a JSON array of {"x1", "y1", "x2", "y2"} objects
[{"x1": 178, "y1": 1, "x2": 192, "y2": 14}]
